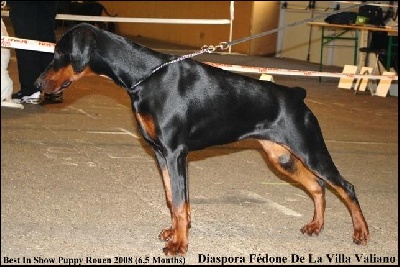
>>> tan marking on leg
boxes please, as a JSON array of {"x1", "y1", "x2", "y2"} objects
[
  {"x1": 159, "y1": 167, "x2": 174, "y2": 241},
  {"x1": 135, "y1": 113, "x2": 157, "y2": 141},
  {"x1": 161, "y1": 202, "x2": 190, "y2": 256},
  {"x1": 258, "y1": 140, "x2": 325, "y2": 236},
  {"x1": 328, "y1": 184, "x2": 369, "y2": 245},
  {"x1": 258, "y1": 140, "x2": 369, "y2": 244},
  {"x1": 161, "y1": 168, "x2": 172, "y2": 211}
]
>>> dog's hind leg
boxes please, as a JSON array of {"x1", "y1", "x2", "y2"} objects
[
  {"x1": 324, "y1": 177, "x2": 369, "y2": 245},
  {"x1": 258, "y1": 140, "x2": 369, "y2": 244},
  {"x1": 258, "y1": 140, "x2": 326, "y2": 236},
  {"x1": 154, "y1": 147, "x2": 190, "y2": 256}
]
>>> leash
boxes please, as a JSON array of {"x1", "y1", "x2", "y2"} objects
[
  {"x1": 131, "y1": 45, "x2": 220, "y2": 89},
  {"x1": 131, "y1": 1, "x2": 370, "y2": 90},
  {"x1": 215, "y1": 1, "x2": 370, "y2": 51}
]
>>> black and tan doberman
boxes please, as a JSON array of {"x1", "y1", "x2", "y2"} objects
[{"x1": 35, "y1": 23, "x2": 369, "y2": 256}]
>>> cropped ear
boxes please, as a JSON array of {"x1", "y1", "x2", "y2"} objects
[{"x1": 70, "y1": 28, "x2": 97, "y2": 73}]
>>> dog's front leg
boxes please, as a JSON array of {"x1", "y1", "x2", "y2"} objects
[{"x1": 154, "y1": 146, "x2": 190, "y2": 256}]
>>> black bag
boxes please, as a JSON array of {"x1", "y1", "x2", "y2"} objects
[
  {"x1": 358, "y1": 5, "x2": 384, "y2": 26},
  {"x1": 324, "y1": 12, "x2": 358, "y2": 25}
]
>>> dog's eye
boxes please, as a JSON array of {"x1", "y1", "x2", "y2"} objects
[{"x1": 62, "y1": 81, "x2": 72, "y2": 88}]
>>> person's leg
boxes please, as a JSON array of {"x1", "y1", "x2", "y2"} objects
[
  {"x1": 38, "y1": 1, "x2": 64, "y2": 104},
  {"x1": 9, "y1": 1, "x2": 41, "y2": 99}
]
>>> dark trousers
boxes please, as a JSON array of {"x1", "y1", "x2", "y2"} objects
[{"x1": 9, "y1": 1, "x2": 58, "y2": 95}]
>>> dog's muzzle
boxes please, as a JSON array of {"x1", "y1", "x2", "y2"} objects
[{"x1": 35, "y1": 79, "x2": 72, "y2": 94}]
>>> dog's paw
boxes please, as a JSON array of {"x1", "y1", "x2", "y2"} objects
[
  {"x1": 353, "y1": 229, "x2": 369, "y2": 245},
  {"x1": 300, "y1": 221, "x2": 323, "y2": 236},
  {"x1": 163, "y1": 241, "x2": 188, "y2": 256},
  {"x1": 159, "y1": 227, "x2": 188, "y2": 256},
  {"x1": 159, "y1": 227, "x2": 174, "y2": 241}
]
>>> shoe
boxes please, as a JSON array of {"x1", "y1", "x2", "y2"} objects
[
  {"x1": 42, "y1": 92, "x2": 63, "y2": 104},
  {"x1": 12, "y1": 91, "x2": 41, "y2": 104}
]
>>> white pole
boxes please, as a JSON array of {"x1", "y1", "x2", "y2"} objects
[{"x1": 229, "y1": 1, "x2": 234, "y2": 53}]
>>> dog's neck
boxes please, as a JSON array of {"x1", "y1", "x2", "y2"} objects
[{"x1": 91, "y1": 40, "x2": 174, "y2": 92}]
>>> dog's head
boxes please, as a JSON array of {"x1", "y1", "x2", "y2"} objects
[{"x1": 35, "y1": 23, "x2": 97, "y2": 94}]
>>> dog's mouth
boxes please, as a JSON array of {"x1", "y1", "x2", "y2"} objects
[{"x1": 36, "y1": 78, "x2": 72, "y2": 94}]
